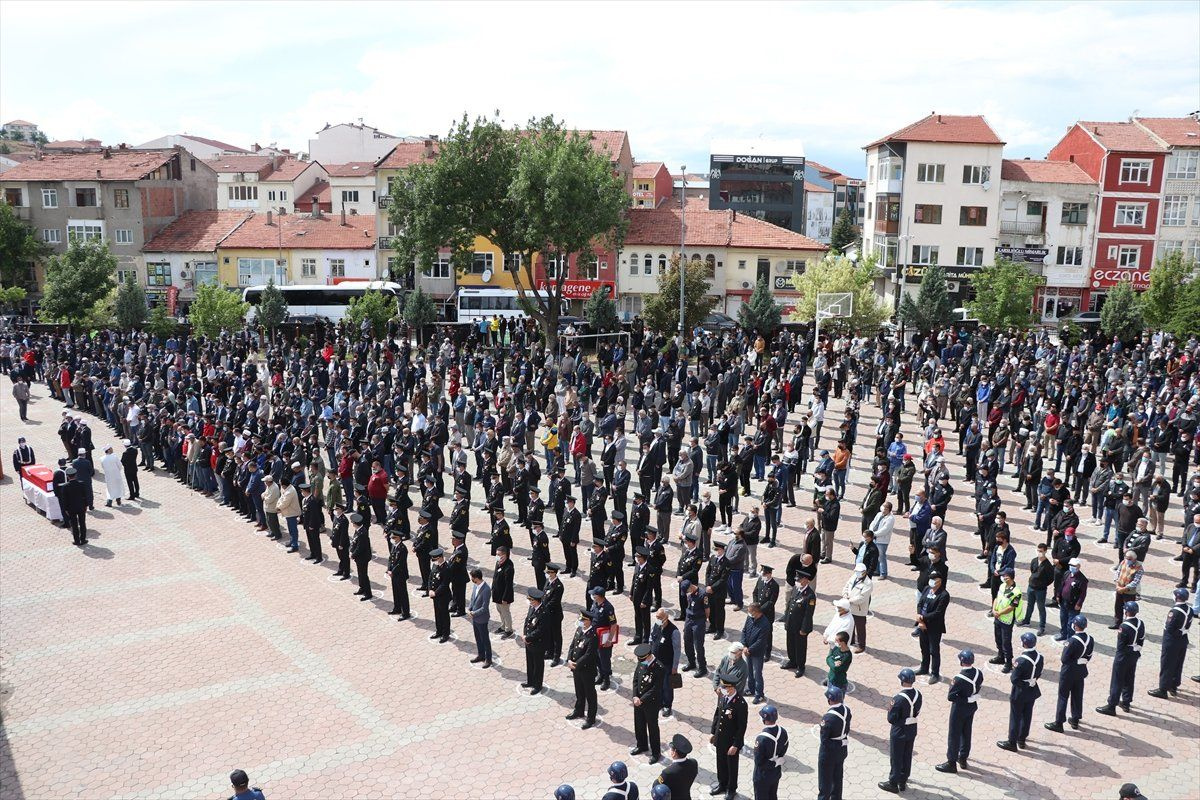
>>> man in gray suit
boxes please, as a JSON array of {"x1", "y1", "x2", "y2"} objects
[{"x1": 468, "y1": 569, "x2": 493, "y2": 668}]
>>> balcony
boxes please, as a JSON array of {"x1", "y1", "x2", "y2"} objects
[
  {"x1": 378, "y1": 236, "x2": 394, "y2": 250},
  {"x1": 378, "y1": 194, "x2": 391, "y2": 208},
  {"x1": 999, "y1": 219, "x2": 1045, "y2": 236}
]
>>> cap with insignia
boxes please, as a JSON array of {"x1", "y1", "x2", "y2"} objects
[
  {"x1": 684, "y1": 532, "x2": 698, "y2": 542},
  {"x1": 579, "y1": 609, "x2": 592, "y2": 620},
  {"x1": 670, "y1": 734, "x2": 693, "y2": 755},
  {"x1": 714, "y1": 541, "x2": 726, "y2": 550},
  {"x1": 528, "y1": 588, "x2": 545, "y2": 600},
  {"x1": 680, "y1": 579, "x2": 693, "y2": 592},
  {"x1": 419, "y1": 509, "x2": 432, "y2": 519},
  {"x1": 634, "y1": 643, "x2": 653, "y2": 658},
  {"x1": 530, "y1": 486, "x2": 541, "y2": 494},
  {"x1": 633, "y1": 491, "x2": 644, "y2": 499},
  {"x1": 635, "y1": 546, "x2": 650, "y2": 558},
  {"x1": 546, "y1": 563, "x2": 561, "y2": 573},
  {"x1": 593, "y1": 476, "x2": 604, "y2": 483},
  {"x1": 612, "y1": 510, "x2": 625, "y2": 521},
  {"x1": 451, "y1": 530, "x2": 465, "y2": 540},
  {"x1": 429, "y1": 547, "x2": 445, "y2": 559},
  {"x1": 760, "y1": 565, "x2": 773, "y2": 574},
  {"x1": 353, "y1": 482, "x2": 366, "y2": 492},
  {"x1": 349, "y1": 512, "x2": 364, "y2": 524},
  {"x1": 719, "y1": 673, "x2": 738, "y2": 687},
  {"x1": 389, "y1": 529, "x2": 403, "y2": 538},
  {"x1": 646, "y1": 526, "x2": 659, "y2": 536},
  {"x1": 589, "y1": 586, "x2": 606, "y2": 596}
]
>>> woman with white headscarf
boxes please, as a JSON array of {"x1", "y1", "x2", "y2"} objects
[
  {"x1": 99, "y1": 445, "x2": 125, "y2": 507},
  {"x1": 822, "y1": 598, "x2": 855, "y2": 646}
]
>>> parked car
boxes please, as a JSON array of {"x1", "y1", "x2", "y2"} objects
[
  {"x1": 698, "y1": 312, "x2": 739, "y2": 333},
  {"x1": 1070, "y1": 311, "x2": 1101, "y2": 326}
]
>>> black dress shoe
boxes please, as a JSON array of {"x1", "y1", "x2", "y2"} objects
[
  {"x1": 581, "y1": 720, "x2": 595, "y2": 730},
  {"x1": 566, "y1": 712, "x2": 583, "y2": 720},
  {"x1": 1044, "y1": 721, "x2": 1064, "y2": 732},
  {"x1": 388, "y1": 611, "x2": 401, "y2": 616},
  {"x1": 482, "y1": 661, "x2": 492, "y2": 669},
  {"x1": 648, "y1": 754, "x2": 660, "y2": 765},
  {"x1": 439, "y1": 636, "x2": 450, "y2": 643},
  {"x1": 530, "y1": 687, "x2": 542, "y2": 695},
  {"x1": 521, "y1": 682, "x2": 531, "y2": 688},
  {"x1": 934, "y1": 761, "x2": 957, "y2": 773},
  {"x1": 878, "y1": 782, "x2": 900, "y2": 794},
  {"x1": 1017, "y1": 739, "x2": 1027, "y2": 749},
  {"x1": 1067, "y1": 718, "x2": 1079, "y2": 730},
  {"x1": 958, "y1": 758, "x2": 969, "y2": 770},
  {"x1": 359, "y1": 595, "x2": 372, "y2": 601},
  {"x1": 996, "y1": 740, "x2": 1018, "y2": 752},
  {"x1": 709, "y1": 786, "x2": 726, "y2": 797},
  {"x1": 629, "y1": 747, "x2": 648, "y2": 756},
  {"x1": 1119, "y1": 702, "x2": 1130, "y2": 712},
  {"x1": 431, "y1": 633, "x2": 442, "y2": 640},
  {"x1": 661, "y1": 708, "x2": 672, "y2": 718},
  {"x1": 1095, "y1": 705, "x2": 1117, "y2": 716},
  {"x1": 1147, "y1": 688, "x2": 1168, "y2": 699},
  {"x1": 695, "y1": 669, "x2": 708, "y2": 678},
  {"x1": 470, "y1": 656, "x2": 484, "y2": 664}
]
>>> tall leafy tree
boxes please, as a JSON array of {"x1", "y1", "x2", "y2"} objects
[
  {"x1": 188, "y1": 283, "x2": 248, "y2": 339},
  {"x1": 145, "y1": 304, "x2": 179, "y2": 338},
  {"x1": 0, "y1": 285, "x2": 27, "y2": 310},
  {"x1": 966, "y1": 257, "x2": 1043, "y2": 330},
  {"x1": 1141, "y1": 250, "x2": 1194, "y2": 329},
  {"x1": 898, "y1": 263, "x2": 955, "y2": 332},
  {"x1": 402, "y1": 286, "x2": 437, "y2": 342},
  {"x1": 583, "y1": 286, "x2": 620, "y2": 333},
  {"x1": 829, "y1": 208, "x2": 859, "y2": 255},
  {"x1": 643, "y1": 255, "x2": 718, "y2": 337},
  {"x1": 113, "y1": 272, "x2": 147, "y2": 330},
  {"x1": 738, "y1": 278, "x2": 783, "y2": 336},
  {"x1": 256, "y1": 278, "x2": 289, "y2": 333},
  {"x1": 790, "y1": 253, "x2": 888, "y2": 334},
  {"x1": 38, "y1": 239, "x2": 117, "y2": 327},
  {"x1": 1168, "y1": 278, "x2": 1200, "y2": 340},
  {"x1": 1100, "y1": 279, "x2": 1143, "y2": 343},
  {"x1": 0, "y1": 202, "x2": 49, "y2": 287},
  {"x1": 345, "y1": 289, "x2": 396, "y2": 338}
]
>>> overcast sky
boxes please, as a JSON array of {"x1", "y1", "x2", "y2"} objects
[{"x1": 2, "y1": 1, "x2": 1197, "y2": 176}]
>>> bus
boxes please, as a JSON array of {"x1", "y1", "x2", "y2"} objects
[
  {"x1": 242, "y1": 281, "x2": 402, "y2": 323},
  {"x1": 455, "y1": 287, "x2": 567, "y2": 322}
]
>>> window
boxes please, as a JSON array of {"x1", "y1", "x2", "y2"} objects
[
  {"x1": 962, "y1": 165, "x2": 990, "y2": 185},
  {"x1": 1167, "y1": 150, "x2": 1199, "y2": 179},
  {"x1": 279, "y1": 190, "x2": 288, "y2": 201},
  {"x1": 621, "y1": 295, "x2": 642, "y2": 317},
  {"x1": 1119, "y1": 159, "x2": 1152, "y2": 184},
  {"x1": 114, "y1": 229, "x2": 133, "y2": 245},
  {"x1": 503, "y1": 253, "x2": 522, "y2": 273},
  {"x1": 1056, "y1": 246, "x2": 1084, "y2": 266},
  {"x1": 1117, "y1": 246, "x2": 1140, "y2": 268},
  {"x1": 267, "y1": 190, "x2": 277, "y2": 202},
  {"x1": 67, "y1": 222, "x2": 102, "y2": 242},
  {"x1": 867, "y1": 201, "x2": 872, "y2": 219},
  {"x1": 1194, "y1": 196, "x2": 1200, "y2": 225},
  {"x1": 431, "y1": 253, "x2": 451, "y2": 279},
  {"x1": 1025, "y1": 201, "x2": 1044, "y2": 216},
  {"x1": 301, "y1": 258, "x2": 317, "y2": 277},
  {"x1": 868, "y1": 165, "x2": 875, "y2": 183},
  {"x1": 543, "y1": 254, "x2": 565, "y2": 278},
  {"x1": 74, "y1": 188, "x2": 97, "y2": 206},
  {"x1": 956, "y1": 247, "x2": 984, "y2": 266},
  {"x1": 470, "y1": 252, "x2": 493, "y2": 274},
  {"x1": 911, "y1": 245, "x2": 939, "y2": 265},
  {"x1": 783, "y1": 259, "x2": 806, "y2": 272},
  {"x1": 737, "y1": 259, "x2": 747, "y2": 270},
  {"x1": 636, "y1": 182, "x2": 651, "y2": 192},
  {"x1": 643, "y1": 254, "x2": 652, "y2": 276},
  {"x1": 916, "y1": 163, "x2": 944, "y2": 183},
  {"x1": 704, "y1": 254, "x2": 716, "y2": 278},
  {"x1": 1114, "y1": 203, "x2": 1146, "y2": 227},
  {"x1": 329, "y1": 259, "x2": 345, "y2": 278},
  {"x1": 959, "y1": 206, "x2": 988, "y2": 226},
  {"x1": 1191, "y1": 241, "x2": 1200, "y2": 263},
  {"x1": 3, "y1": 188, "x2": 21, "y2": 206},
  {"x1": 1160, "y1": 240, "x2": 1184, "y2": 255},
  {"x1": 41, "y1": 188, "x2": 57, "y2": 208},
  {"x1": 113, "y1": 189, "x2": 129, "y2": 209},
  {"x1": 628, "y1": 252, "x2": 639, "y2": 276},
  {"x1": 116, "y1": 269, "x2": 135, "y2": 285},
  {"x1": 228, "y1": 185, "x2": 258, "y2": 201},
  {"x1": 42, "y1": 228, "x2": 61, "y2": 244},
  {"x1": 580, "y1": 258, "x2": 600, "y2": 280},
  {"x1": 658, "y1": 254, "x2": 667, "y2": 273},
  {"x1": 1163, "y1": 195, "x2": 1188, "y2": 227},
  {"x1": 146, "y1": 263, "x2": 172, "y2": 286},
  {"x1": 342, "y1": 190, "x2": 359, "y2": 203},
  {"x1": 236, "y1": 257, "x2": 279, "y2": 286},
  {"x1": 1061, "y1": 202, "x2": 1088, "y2": 225},
  {"x1": 190, "y1": 158, "x2": 196, "y2": 172},
  {"x1": 914, "y1": 204, "x2": 942, "y2": 224}
]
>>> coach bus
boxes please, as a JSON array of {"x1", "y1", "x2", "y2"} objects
[
  {"x1": 243, "y1": 281, "x2": 402, "y2": 323},
  {"x1": 455, "y1": 287, "x2": 568, "y2": 322}
]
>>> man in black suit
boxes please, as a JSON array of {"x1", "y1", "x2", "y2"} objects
[
  {"x1": 655, "y1": 734, "x2": 698, "y2": 800},
  {"x1": 60, "y1": 466, "x2": 89, "y2": 545},
  {"x1": 612, "y1": 460, "x2": 631, "y2": 517},
  {"x1": 560, "y1": 496, "x2": 582, "y2": 577}
]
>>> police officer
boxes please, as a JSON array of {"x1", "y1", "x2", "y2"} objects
[
  {"x1": 330, "y1": 502, "x2": 351, "y2": 580},
  {"x1": 565, "y1": 609, "x2": 599, "y2": 729},
  {"x1": 937, "y1": 649, "x2": 983, "y2": 773},
  {"x1": 1148, "y1": 587, "x2": 1195, "y2": 699},
  {"x1": 630, "y1": 642, "x2": 664, "y2": 764},
  {"x1": 676, "y1": 532, "x2": 703, "y2": 620},
  {"x1": 429, "y1": 548, "x2": 452, "y2": 642},
  {"x1": 522, "y1": 587, "x2": 547, "y2": 694},
  {"x1": 602, "y1": 762, "x2": 639, "y2": 800},
  {"x1": 591, "y1": 586, "x2": 618, "y2": 691},
  {"x1": 682, "y1": 580, "x2": 709, "y2": 678},
  {"x1": 386, "y1": 530, "x2": 411, "y2": 619},
  {"x1": 587, "y1": 541, "x2": 612, "y2": 609},
  {"x1": 1046, "y1": 614, "x2": 1093, "y2": 732},
  {"x1": 531, "y1": 521, "x2": 552, "y2": 591},
  {"x1": 989, "y1": 568, "x2": 1022, "y2": 673},
  {"x1": 448, "y1": 530, "x2": 469, "y2": 615},
  {"x1": 817, "y1": 685, "x2": 851, "y2": 800},
  {"x1": 488, "y1": 505, "x2": 512, "y2": 557},
  {"x1": 561, "y1": 494, "x2": 582, "y2": 577},
  {"x1": 753, "y1": 704, "x2": 788, "y2": 800},
  {"x1": 879, "y1": 668, "x2": 922, "y2": 793},
  {"x1": 706, "y1": 541, "x2": 731, "y2": 639},
  {"x1": 710, "y1": 673, "x2": 748, "y2": 800},
  {"x1": 997, "y1": 631, "x2": 1042, "y2": 751},
  {"x1": 228, "y1": 769, "x2": 265, "y2": 800},
  {"x1": 630, "y1": 547, "x2": 654, "y2": 644},
  {"x1": 543, "y1": 564, "x2": 565, "y2": 666},
  {"x1": 413, "y1": 509, "x2": 436, "y2": 595},
  {"x1": 349, "y1": 512, "x2": 372, "y2": 600},
  {"x1": 1097, "y1": 600, "x2": 1146, "y2": 715},
  {"x1": 781, "y1": 571, "x2": 816, "y2": 677},
  {"x1": 656, "y1": 733, "x2": 697, "y2": 800},
  {"x1": 553, "y1": 786, "x2": 575, "y2": 800}
]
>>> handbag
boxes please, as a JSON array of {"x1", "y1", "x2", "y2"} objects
[{"x1": 670, "y1": 672, "x2": 684, "y2": 689}]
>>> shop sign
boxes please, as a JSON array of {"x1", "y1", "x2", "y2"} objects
[
  {"x1": 996, "y1": 246, "x2": 1049, "y2": 263},
  {"x1": 1091, "y1": 267, "x2": 1151, "y2": 290},
  {"x1": 534, "y1": 279, "x2": 616, "y2": 300}
]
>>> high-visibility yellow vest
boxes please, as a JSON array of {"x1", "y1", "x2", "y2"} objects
[{"x1": 993, "y1": 585, "x2": 1022, "y2": 624}]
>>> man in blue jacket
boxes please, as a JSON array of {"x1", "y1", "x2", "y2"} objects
[
  {"x1": 906, "y1": 489, "x2": 932, "y2": 569},
  {"x1": 741, "y1": 602, "x2": 771, "y2": 704}
]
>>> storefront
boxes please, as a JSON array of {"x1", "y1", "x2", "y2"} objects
[{"x1": 709, "y1": 145, "x2": 807, "y2": 233}]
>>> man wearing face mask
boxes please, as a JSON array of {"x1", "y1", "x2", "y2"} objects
[
  {"x1": 1054, "y1": 558, "x2": 1089, "y2": 641},
  {"x1": 1019, "y1": 544, "x2": 1054, "y2": 637},
  {"x1": 1114, "y1": 491, "x2": 1143, "y2": 556},
  {"x1": 1111, "y1": 549, "x2": 1143, "y2": 630},
  {"x1": 709, "y1": 673, "x2": 748, "y2": 800},
  {"x1": 630, "y1": 642, "x2": 665, "y2": 764},
  {"x1": 1049, "y1": 527, "x2": 1081, "y2": 610},
  {"x1": 565, "y1": 610, "x2": 599, "y2": 729},
  {"x1": 1097, "y1": 600, "x2": 1145, "y2": 715}
]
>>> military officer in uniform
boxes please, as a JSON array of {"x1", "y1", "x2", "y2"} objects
[
  {"x1": 781, "y1": 571, "x2": 816, "y2": 677},
  {"x1": 1046, "y1": 615, "x2": 1093, "y2": 732},
  {"x1": 710, "y1": 673, "x2": 748, "y2": 800},
  {"x1": 589, "y1": 475, "x2": 610, "y2": 543},
  {"x1": 531, "y1": 521, "x2": 552, "y2": 591},
  {"x1": 630, "y1": 642, "x2": 665, "y2": 764},
  {"x1": 706, "y1": 541, "x2": 731, "y2": 639},
  {"x1": 449, "y1": 530, "x2": 469, "y2": 615},
  {"x1": 330, "y1": 502, "x2": 351, "y2": 580},
  {"x1": 587, "y1": 541, "x2": 612, "y2": 609},
  {"x1": 1097, "y1": 600, "x2": 1146, "y2": 715},
  {"x1": 997, "y1": 631, "x2": 1043, "y2": 751},
  {"x1": 429, "y1": 547, "x2": 453, "y2": 642},
  {"x1": 1148, "y1": 587, "x2": 1195, "y2": 699},
  {"x1": 413, "y1": 509, "x2": 437, "y2": 595},
  {"x1": 300, "y1": 483, "x2": 325, "y2": 562},
  {"x1": 937, "y1": 649, "x2": 983, "y2": 773},
  {"x1": 591, "y1": 586, "x2": 618, "y2": 691},
  {"x1": 566, "y1": 609, "x2": 599, "y2": 728},
  {"x1": 752, "y1": 704, "x2": 788, "y2": 800},
  {"x1": 644, "y1": 527, "x2": 667, "y2": 608},
  {"x1": 655, "y1": 734, "x2": 698, "y2": 800},
  {"x1": 560, "y1": 495, "x2": 582, "y2": 577},
  {"x1": 522, "y1": 587, "x2": 547, "y2": 694},
  {"x1": 676, "y1": 533, "x2": 703, "y2": 620},
  {"x1": 606, "y1": 510, "x2": 629, "y2": 594},
  {"x1": 543, "y1": 564, "x2": 566, "y2": 665},
  {"x1": 879, "y1": 668, "x2": 922, "y2": 793},
  {"x1": 817, "y1": 685, "x2": 851, "y2": 800},
  {"x1": 450, "y1": 487, "x2": 470, "y2": 540},
  {"x1": 487, "y1": 505, "x2": 512, "y2": 557},
  {"x1": 349, "y1": 512, "x2": 372, "y2": 600},
  {"x1": 682, "y1": 580, "x2": 709, "y2": 678},
  {"x1": 630, "y1": 547, "x2": 654, "y2": 644},
  {"x1": 386, "y1": 530, "x2": 411, "y2": 619}
]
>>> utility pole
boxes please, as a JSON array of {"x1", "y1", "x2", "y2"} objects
[{"x1": 679, "y1": 164, "x2": 687, "y2": 344}]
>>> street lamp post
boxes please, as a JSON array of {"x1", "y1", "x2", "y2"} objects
[{"x1": 679, "y1": 164, "x2": 687, "y2": 344}]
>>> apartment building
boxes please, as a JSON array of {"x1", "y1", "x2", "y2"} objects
[
  {"x1": 140, "y1": 210, "x2": 253, "y2": 308},
  {"x1": 208, "y1": 154, "x2": 328, "y2": 216},
  {"x1": 1134, "y1": 116, "x2": 1200, "y2": 266},
  {"x1": 215, "y1": 208, "x2": 376, "y2": 287}
]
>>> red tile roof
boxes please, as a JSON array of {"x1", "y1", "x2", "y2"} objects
[
  {"x1": 180, "y1": 134, "x2": 247, "y2": 153},
  {"x1": 143, "y1": 211, "x2": 253, "y2": 252},
  {"x1": 376, "y1": 142, "x2": 439, "y2": 170},
  {"x1": 632, "y1": 161, "x2": 664, "y2": 179},
  {"x1": 804, "y1": 181, "x2": 833, "y2": 193},
  {"x1": 1, "y1": 149, "x2": 176, "y2": 181},
  {"x1": 580, "y1": 130, "x2": 628, "y2": 162},
  {"x1": 323, "y1": 161, "x2": 376, "y2": 178},
  {"x1": 1134, "y1": 117, "x2": 1200, "y2": 148},
  {"x1": 625, "y1": 204, "x2": 826, "y2": 252},
  {"x1": 207, "y1": 154, "x2": 274, "y2": 175},
  {"x1": 866, "y1": 114, "x2": 1004, "y2": 148},
  {"x1": 1001, "y1": 159, "x2": 1094, "y2": 184},
  {"x1": 1077, "y1": 121, "x2": 1165, "y2": 154},
  {"x1": 220, "y1": 212, "x2": 376, "y2": 250},
  {"x1": 263, "y1": 159, "x2": 313, "y2": 182},
  {"x1": 4, "y1": 119, "x2": 35, "y2": 126},
  {"x1": 295, "y1": 180, "x2": 331, "y2": 209},
  {"x1": 43, "y1": 139, "x2": 103, "y2": 150}
]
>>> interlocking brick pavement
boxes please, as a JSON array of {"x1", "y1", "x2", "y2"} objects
[{"x1": 2, "y1": 375, "x2": 1198, "y2": 800}]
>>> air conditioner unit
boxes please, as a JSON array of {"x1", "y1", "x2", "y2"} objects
[
  {"x1": 741, "y1": 281, "x2": 751, "y2": 289},
  {"x1": 599, "y1": 260, "x2": 608, "y2": 269},
  {"x1": 179, "y1": 268, "x2": 191, "y2": 280},
  {"x1": 946, "y1": 280, "x2": 960, "y2": 293}
]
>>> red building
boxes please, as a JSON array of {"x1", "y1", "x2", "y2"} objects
[{"x1": 1048, "y1": 121, "x2": 1167, "y2": 305}]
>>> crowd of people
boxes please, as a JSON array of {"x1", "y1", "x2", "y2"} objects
[{"x1": 5, "y1": 313, "x2": 1196, "y2": 800}]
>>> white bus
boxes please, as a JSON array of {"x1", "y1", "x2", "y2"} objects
[
  {"x1": 456, "y1": 287, "x2": 567, "y2": 322},
  {"x1": 243, "y1": 281, "x2": 402, "y2": 323}
]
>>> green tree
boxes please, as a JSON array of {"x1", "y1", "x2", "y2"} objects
[
  {"x1": 965, "y1": 257, "x2": 1043, "y2": 330},
  {"x1": 0, "y1": 202, "x2": 49, "y2": 287},
  {"x1": 80, "y1": 287, "x2": 117, "y2": 331},
  {"x1": 402, "y1": 286, "x2": 437, "y2": 342},
  {"x1": 643, "y1": 255, "x2": 718, "y2": 337},
  {"x1": 790, "y1": 253, "x2": 889, "y2": 334},
  {"x1": 38, "y1": 239, "x2": 117, "y2": 327},
  {"x1": 9, "y1": 130, "x2": 24, "y2": 142},
  {"x1": 113, "y1": 272, "x2": 147, "y2": 330},
  {"x1": 256, "y1": 278, "x2": 289, "y2": 333},
  {"x1": 1167, "y1": 278, "x2": 1200, "y2": 339},
  {"x1": 388, "y1": 114, "x2": 629, "y2": 352},
  {"x1": 898, "y1": 263, "x2": 955, "y2": 333},
  {"x1": 0, "y1": 285, "x2": 27, "y2": 310},
  {"x1": 583, "y1": 286, "x2": 620, "y2": 334},
  {"x1": 188, "y1": 283, "x2": 248, "y2": 339},
  {"x1": 1100, "y1": 279, "x2": 1143, "y2": 343},
  {"x1": 345, "y1": 289, "x2": 396, "y2": 338},
  {"x1": 738, "y1": 278, "x2": 783, "y2": 337},
  {"x1": 829, "y1": 208, "x2": 859, "y2": 255},
  {"x1": 1141, "y1": 250, "x2": 1194, "y2": 329},
  {"x1": 144, "y1": 304, "x2": 179, "y2": 338}
]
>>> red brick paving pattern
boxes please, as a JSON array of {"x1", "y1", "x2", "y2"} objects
[{"x1": 2, "y1": 377, "x2": 1198, "y2": 800}]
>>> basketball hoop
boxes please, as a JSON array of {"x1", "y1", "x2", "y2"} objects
[{"x1": 815, "y1": 292, "x2": 853, "y2": 342}]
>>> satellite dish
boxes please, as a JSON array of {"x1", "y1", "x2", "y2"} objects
[
  {"x1": 1043, "y1": 253, "x2": 1053, "y2": 265},
  {"x1": 981, "y1": 180, "x2": 992, "y2": 191},
  {"x1": 481, "y1": 269, "x2": 493, "y2": 283}
]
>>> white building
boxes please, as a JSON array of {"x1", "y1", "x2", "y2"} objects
[
  {"x1": 863, "y1": 113, "x2": 1005, "y2": 308},
  {"x1": 140, "y1": 210, "x2": 253, "y2": 303},
  {"x1": 135, "y1": 134, "x2": 248, "y2": 160},
  {"x1": 2, "y1": 119, "x2": 39, "y2": 139},
  {"x1": 308, "y1": 122, "x2": 419, "y2": 165},
  {"x1": 208, "y1": 154, "x2": 328, "y2": 215},
  {"x1": 1135, "y1": 116, "x2": 1200, "y2": 265},
  {"x1": 998, "y1": 159, "x2": 1098, "y2": 322},
  {"x1": 324, "y1": 162, "x2": 377, "y2": 216}
]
